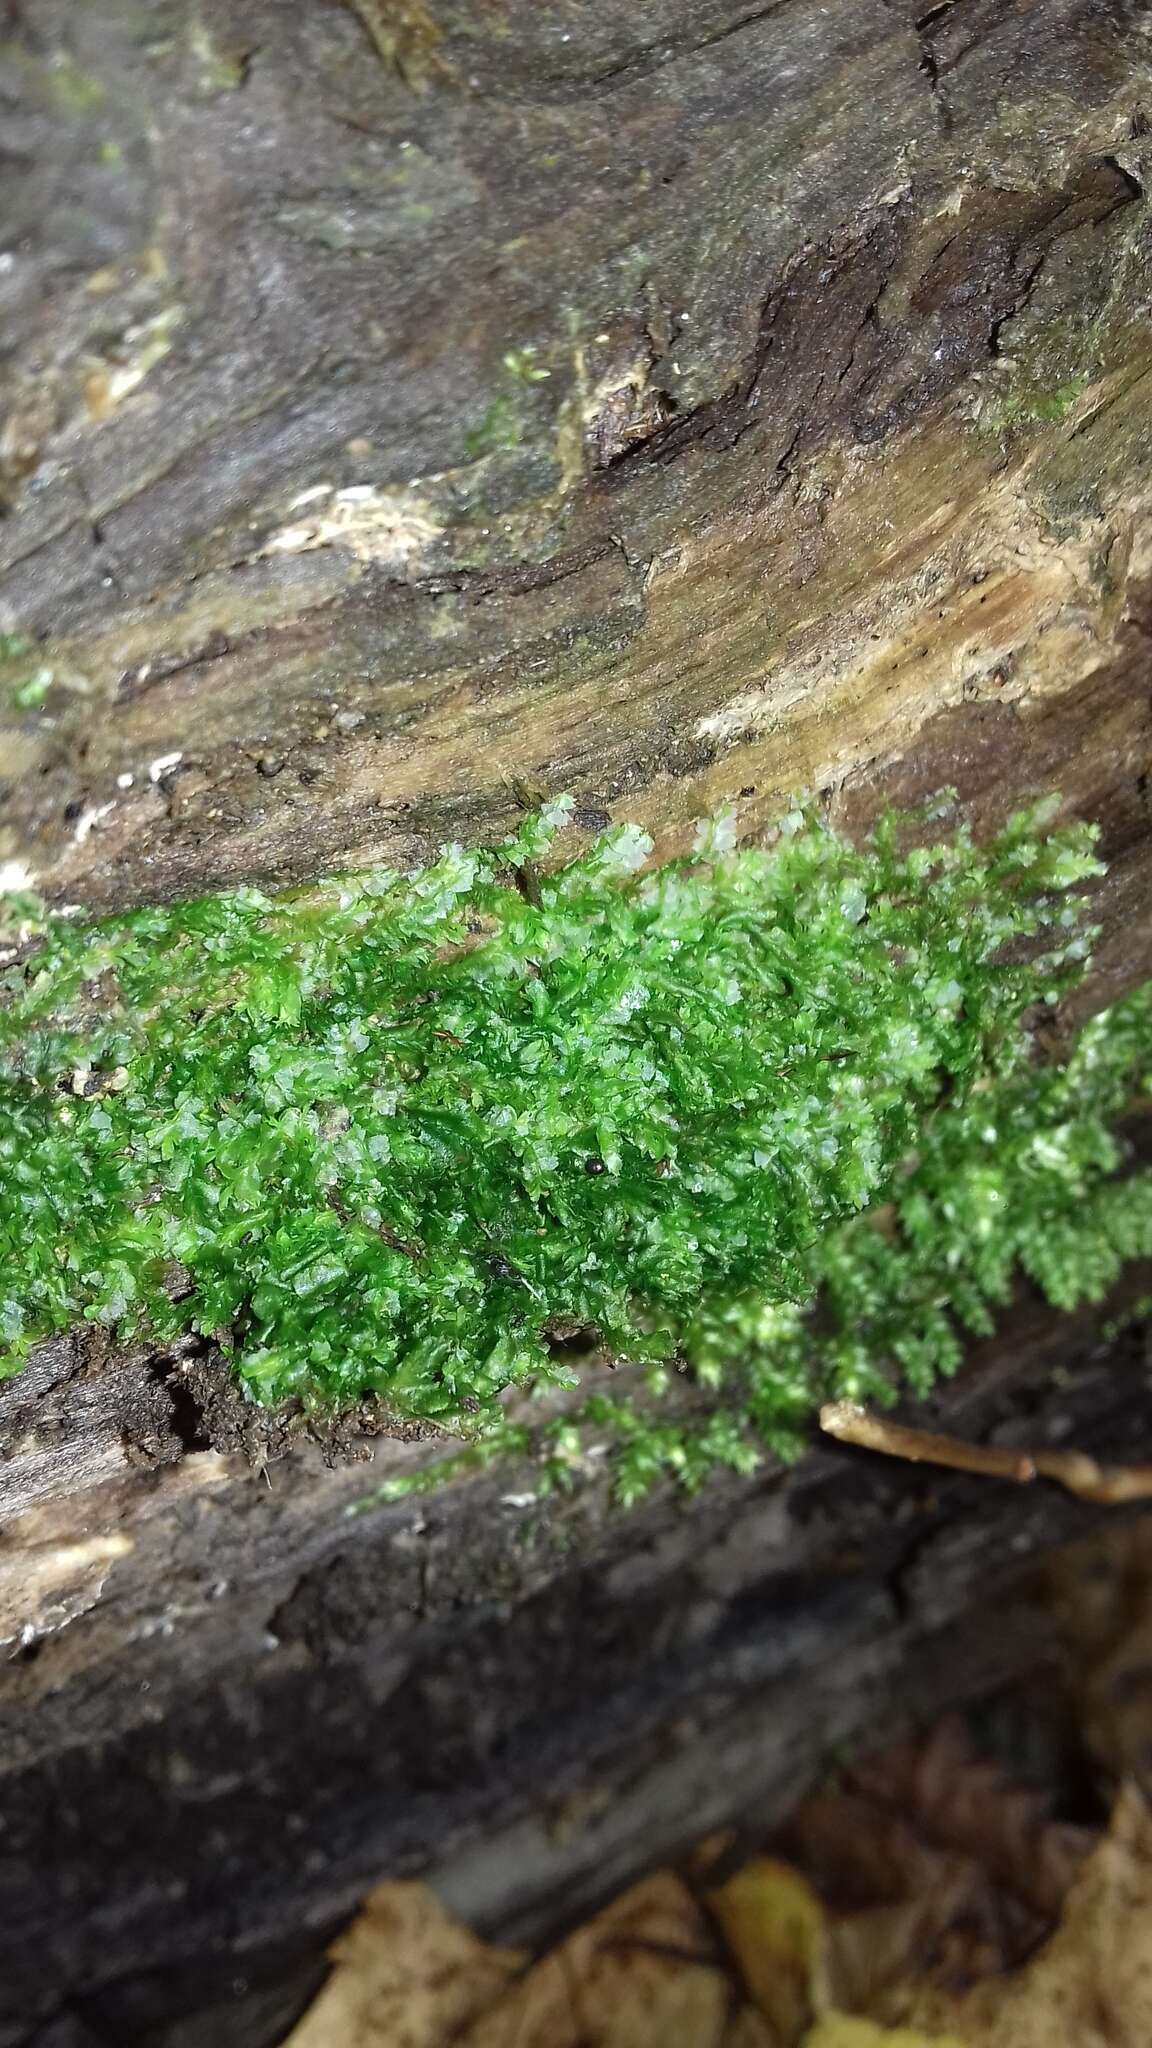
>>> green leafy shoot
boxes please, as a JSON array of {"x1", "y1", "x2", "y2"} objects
[{"x1": 2, "y1": 794, "x2": 1124, "y2": 1478}]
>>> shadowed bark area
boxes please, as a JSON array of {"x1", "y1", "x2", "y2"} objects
[
  {"x1": 3, "y1": 1283, "x2": 1152, "y2": 2048},
  {"x1": 2, "y1": 3, "x2": 1152, "y2": 2042}
]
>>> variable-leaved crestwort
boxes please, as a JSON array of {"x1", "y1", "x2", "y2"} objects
[{"x1": 4, "y1": 794, "x2": 1152, "y2": 1505}]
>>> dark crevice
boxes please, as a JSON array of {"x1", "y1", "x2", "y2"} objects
[
  {"x1": 230, "y1": 43, "x2": 258, "y2": 91},
  {"x1": 1095, "y1": 154, "x2": 1144, "y2": 204},
  {"x1": 68, "y1": 470, "x2": 126, "y2": 597},
  {"x1": 147, "y1": 1358, "x2": 213, "y2": 1456},
  {"x1": 114, "y1": 632, "x2": 234, "y2": 706},
  {"x1": 987, "y1": 245, "x2": 1056, "y2": 357},
  {"x1": 881, "y1": 0, "x2": 953, "y2": 126},
  {"x1": 545, "y1": 1325, "x2": 603, "y2": 1366},
  {"x1": 402, "y1": 536, "x2": 618, "y2": 607},
  {"x1": 573, "y1": 2, "x2": 789, "y2": 90},
  {"x1": 772, "y1": 407, "x2": 811, "y2": 483},
  {"x1": 918, "y1": 44, "x2": 950, "y2": 127},
  {"x1": 914, "y1": 0, "x2": 957, "y2": 27},
  {"x1": 8, "y1": 1633, "x2": 46, "y2": 1668}
]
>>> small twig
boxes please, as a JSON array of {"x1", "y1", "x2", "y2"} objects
[{"x1": 820, "y1": 1401, "x2": 1152, "y2": 1506}]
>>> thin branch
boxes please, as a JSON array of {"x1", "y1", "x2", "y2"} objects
[{"x1": 819, "y1": 1401, "x2": 1152, "y2": 1505}]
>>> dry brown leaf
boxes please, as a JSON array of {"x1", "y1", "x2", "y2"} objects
[
  {"x1": 283, "y1": 1880, "x2": 524, "y2": 2048},
  {"x1": 708, "y1": 1770, "x2": 1152, "y2": 2047},
  {"x1": 286, "y1": 1868, "x2": 773, "y2": 2048},
  {"x1": 780, "y1": 1781, "x2": 1039, "y2": 2003},
  {"x1": 823, "y1": 1870, "x2": 1019, "y2": 2026},
  {"x1": 773, "y1": 1783, "x2": 1068, "y2": 2021},
  {"x1": 845, "y1": 1715, "x2": 1091, "y2": 1920},
  {"x1": 761, "y1": 1708, "x2": 1099, "y2": 2030},
  {"x1": 465, "y1": 1870, "x2": 735, "y2": 2048},
  {"x1": 904, "y1": 1780, "x2": 1152, "y2": 2046}
]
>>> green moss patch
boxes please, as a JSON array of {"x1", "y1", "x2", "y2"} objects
[{"x1": 3, "y1": 797, "x2": 1152, "y2": 1502}]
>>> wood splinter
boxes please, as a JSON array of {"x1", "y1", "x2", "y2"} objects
[{"x1": 819, "y1": 1401, "x2": 1152, "y2": 1506}]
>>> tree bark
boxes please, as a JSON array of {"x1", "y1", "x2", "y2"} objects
[{"x1": 3, "y1": 3, "x2": 1152, "y2": 2042}]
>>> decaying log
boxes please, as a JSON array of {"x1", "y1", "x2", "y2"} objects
[{"x1": 3, "y1": 3, "x2": 1152, "y2": 2042}]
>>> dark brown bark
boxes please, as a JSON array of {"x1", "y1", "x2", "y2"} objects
[{"x1": 3, "y1": 4, "x2": 1152, "y2": 2042}]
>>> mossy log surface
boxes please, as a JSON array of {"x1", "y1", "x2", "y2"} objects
[{"x1": 3, "y1": 2, "x2": 1152, "y2": 2042}]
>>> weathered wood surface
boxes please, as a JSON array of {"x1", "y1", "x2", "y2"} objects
[
  {"x1": 0, "y1": 0, "x2": 1150, "y2": 926},
  {"x1": 3, "y1": 3, "x2": 1152, "y2": 2041}
]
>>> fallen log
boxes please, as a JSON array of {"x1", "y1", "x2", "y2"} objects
[{"x1": 3, "y1": 2, "x2": 1152, "y2": 2041}]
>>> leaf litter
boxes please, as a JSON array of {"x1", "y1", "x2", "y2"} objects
[{"x1": 282, "y1": 1520, "x2": 1152, "y2": 2047}]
